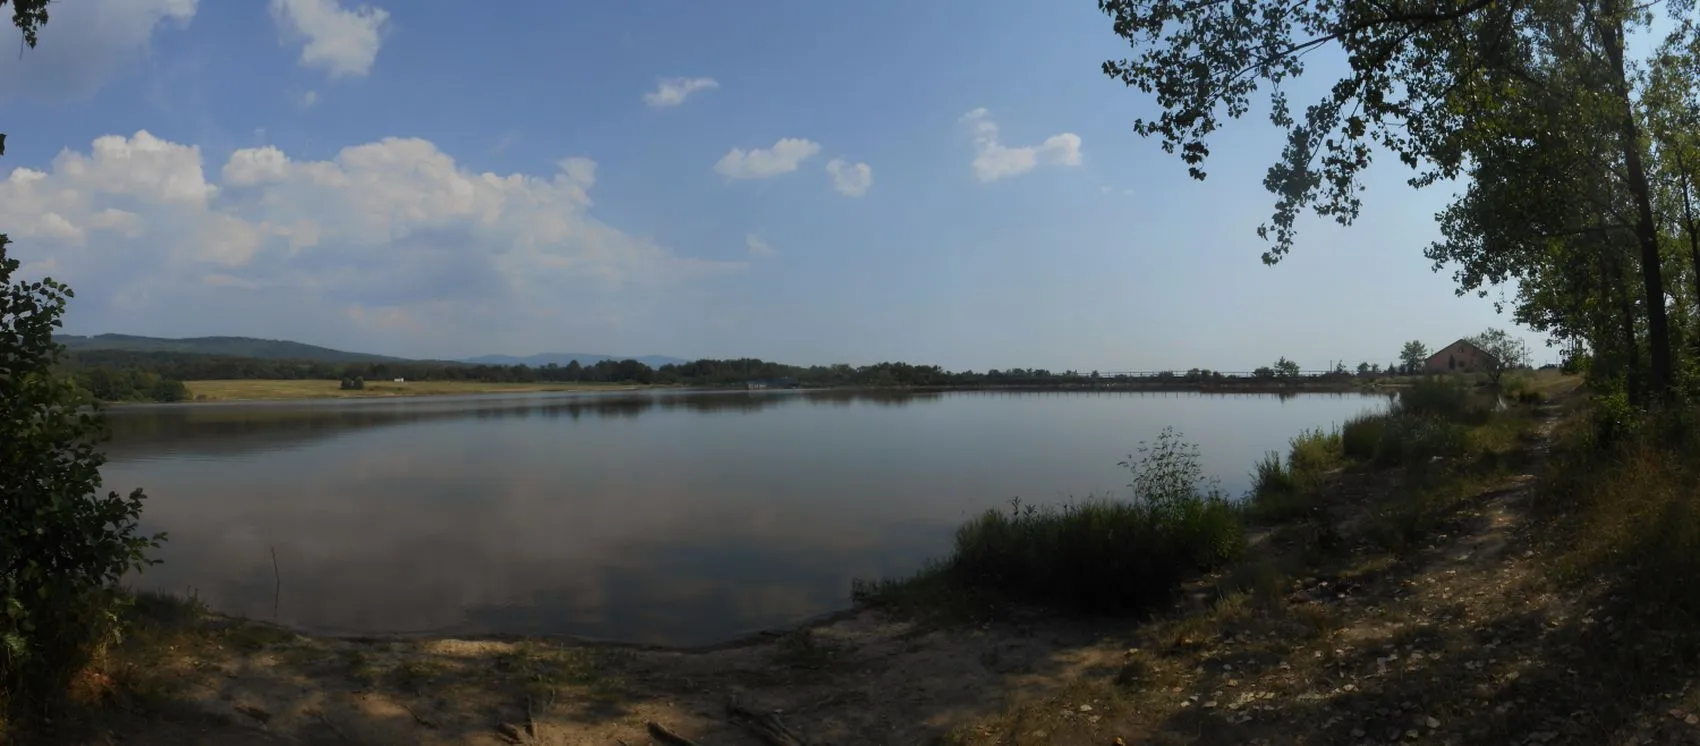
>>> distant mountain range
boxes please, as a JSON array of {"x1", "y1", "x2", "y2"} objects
[
  {"x1": 56, "y1": 334, "x2": 405, "y2": 363},
  {"x1": 55, "y1": 334, "x2": 689, "y2": 368},
  {"x1": 463, "y1": 353, "x2": 690, "y2": 368}
]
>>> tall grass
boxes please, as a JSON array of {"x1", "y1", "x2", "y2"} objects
[
  {"x1": 1247, "y1": 428, "x2": 1342, "y2": 523},
  {"x1": 1333, "y1": 379, "x2": 1491, "y2": 470},
  {"x1": 1547, "y1": 410, "x2": 1700, "y2": 619},
  {"x1": 1341, "y1": 412, "x2": 1387, "y2": 462},
  {"x1": 856, "y1": 427, "x2": 1243, "y2": 615}
]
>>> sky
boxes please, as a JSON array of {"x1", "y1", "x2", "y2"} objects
[{"x1": 0, "y1": 0, "x2": 1554, "y2": 371}]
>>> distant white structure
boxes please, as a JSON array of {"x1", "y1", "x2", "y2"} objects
[{"x1": 393, "y1": 378, "x2": 405, "y2": 383}]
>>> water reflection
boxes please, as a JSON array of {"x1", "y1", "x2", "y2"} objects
[{"x1": 104, "y1": 389, "x2": 1385, "y2": 645}]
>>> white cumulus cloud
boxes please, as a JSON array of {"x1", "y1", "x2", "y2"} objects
[
  {"x1": 270, "y1": 0, "x2": 389, "y2": 79},
  {"x1": 746, "y1": 234, "x2": 776, "y2": 257},
  {"x1": 713, "y1": 138, "x2": 821, "y2": 181},
  {"x1": 643, "y1": 77, "x2": 718, "y2": 109},
  {"x1": 825, "y1": 159, "x2": 873, "y2": 197},
  {"x1": 0, "y1": 131, "x2": 743, "y2": 356},
  {"x1": 0, "y1": 0, "x2": 196, "y2": 101},
  {"x1": 960, "y1": 108, "x2": 1082, "y2": 183}
]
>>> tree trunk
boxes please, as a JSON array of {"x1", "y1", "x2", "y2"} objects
[
  {"x1": 1601, "y1": 0, "x2": 1673, "y2": 400},
  {"x1": 1604, "y1": 244, "x2": 1643, "y2": 404}
]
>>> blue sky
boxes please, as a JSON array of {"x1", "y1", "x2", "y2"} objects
[{"x1": 0, "y1": 0, "x2": 1547, "y2": 371}]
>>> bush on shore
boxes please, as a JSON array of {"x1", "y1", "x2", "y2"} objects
[
  {"x1": 1547, "y1": 404, "x2": 1700, "y2": 621},
  {"x1": 1246, "y1": 428, "x2": 1341, "y2": 523},
  {"x1": 856, "y1": 427, "x2": 1243, "y2": 615},
  {"x1": 0, "y1": 240, "x2": 164, "y2": 728}
]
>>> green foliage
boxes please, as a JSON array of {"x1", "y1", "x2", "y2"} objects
[
  {"x1": 1394, "y1": 377, "x2": 1480, "y2": 422},
  {"x1": 1098, "y1": 0, "x2": 1683, "y2": 401},
  {"x1": 1467, "y1": 327, "x2": 1523, "y2": 385},
  {"x1": 1399, "y1": 341, "x2": 1430, "y2": 374},
  {"x1": 1, "y1": 0, "x2": 50, "y2": 49},
  {"x1": 1286, "y1": 427, "x2": 1340, "y2": 473},
  {"x1": 1541, "y1": 410, "x2": 1700, "y2": 622},
  {"x1": 1273, "y1": 357, "x2": 1301, "y2": 379},
  {"x1": 1247, "y1": 451, "x2": 1310, "y2": 523},
  {"x1": 1341, "y1": 412, "x2": 1388, "y2": 462},
  {"x1": 1247, "y1": 427, "x2": 1343, "y2": 523},
  {"x1": 1372, "y1": 416, "x2": 1469, "y2": 468},
  {"x1": 865, "y1": 428, "x2": 1243, "y2": 615},
  {"x1": 1249, "y1": 451, "x2": 1293, "y2": 499},
  {"x1": 0, "y1": 237, "x2": 164, "y2": 716},
  {"x1": 71, "y1": 367, "x2": 189, "y2": 403},
  {"x1": 1588, "y1": 388, "x2": 1639, "y2": 449}
]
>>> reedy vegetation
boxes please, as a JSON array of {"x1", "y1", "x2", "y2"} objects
[{"x1": 861, "y1": 378, "x2": 1535, "y2": 618}]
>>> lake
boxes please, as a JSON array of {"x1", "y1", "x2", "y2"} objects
[{"x1": 102, "y1": 389, "x2": 1388, "y2": 646}]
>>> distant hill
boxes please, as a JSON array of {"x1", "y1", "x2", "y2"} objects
[
  {"x1": 464, "y1": 353, "x2": 690, "y2": 368},
  {"x1": 55, "y1": 334, "x2": 693, "y2": 369},
  {"x1": 55, "y1": 334, "x2": 405, "y2": 364}
]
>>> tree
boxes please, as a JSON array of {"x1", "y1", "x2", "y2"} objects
[
  {"x1": 1, "y1": 4, "x2": 164, "y2": 714},
  {"x1": 1468, "y1": 328, "x2": 1524, "y2": 387},
  {"x1": 1098, "y1": 0, "x2": 1679, "y2": 399},
  {"x1": 1, "y1": 237, "x2": 163, "y2": 712},
  {"x1": 1399, "y1": 341, "x2": 1430, "y2": 374},
  {"x1": 1273, "y1": 357, "x2": 1301, "y2": 379},
  {"x1": 1356, "y1": 361, "x2": 1372, "y2": 377}
]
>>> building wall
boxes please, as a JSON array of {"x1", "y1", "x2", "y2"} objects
[{"x1": 1424, "y1": 340, "x2": 1495, "y2": 373}]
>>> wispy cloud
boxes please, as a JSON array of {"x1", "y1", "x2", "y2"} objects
[
  {"x1": 961, "y1": 108, "x2": 1081, "y2": 183},
  {"x1": 746, "y1": 234, "x2": 776, "y2": 257},
  {"x1": 643, "y1": 77, "x2": 719, "y2": 109},
  {"x1": 825, "y1": 159, "x2": 873, "y2": 197},
  {"x1": 713, "y1": 138, "x2": 821, "y2": 180}
]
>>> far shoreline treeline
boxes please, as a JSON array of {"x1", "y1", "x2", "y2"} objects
[{"x1": 60, "y1": 348, "x2": 1415, "y2": 403}]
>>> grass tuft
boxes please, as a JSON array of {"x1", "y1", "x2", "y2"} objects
[{"x1": 858, "y1": 427, "x2": 1244, "y2": 616}]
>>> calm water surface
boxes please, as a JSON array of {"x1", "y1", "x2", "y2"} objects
[{"x1": 103, "y1": 389, "x2": 1387, "y2": 646}]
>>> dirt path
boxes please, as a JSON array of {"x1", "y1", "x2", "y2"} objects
[{"x1": 67, "y1": 405, "x2": 1700, "y2": 745}]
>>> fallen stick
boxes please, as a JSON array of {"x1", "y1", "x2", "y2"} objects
[
  {"x1": 726, "y1": 702, "x2": 807, "y2": 746},
  {"x1": 646, "y1": 721, "x2": 701, "y2": 746}
]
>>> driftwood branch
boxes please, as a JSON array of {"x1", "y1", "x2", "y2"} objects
[
  {"x1": 726, "y1": 702, "x2": 808, "y2": 746},
  {"x1": 646, "y1": 721, "x2": 701, "y2": 746}
]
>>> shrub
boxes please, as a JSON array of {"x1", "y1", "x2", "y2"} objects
[
  {"x1": 1588, "y1": 389, "x2": 1637, "y2": 449},
  {"x1": 1373, "y1": 415, "x2": 1468, "y2": 468},
  {"x1": 865, "y1": 427, "x2": 1243, "y2": 614},
  {"x1": 1247, "y1": 427, "x2": 1348, "y2": 523},
  {"x1": 1341, "y1": 412, "x2": 1388, "y2": 462},
  {"x1": 1250, "y1": 450, "x2": 1293, "y2": 497},
  {"x1": 1395, "y1": 377, "x2": 1477, "y2": 422},
  {"x1": 1247, "y1": 450, "x2": 1310, "y2": 523},
  {"x1": 1545, "y1": 409, "x2": 1700, "y2": 622},
  {"x1": 150, "y1": 378, "x2": 189, "y2": 403},
  {"x1": 1287, "y1": 427, "x2": 1341, "y2": 473},
  {"x1": 0, "y1": 239, "x2": 164, "y2": 719}
]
